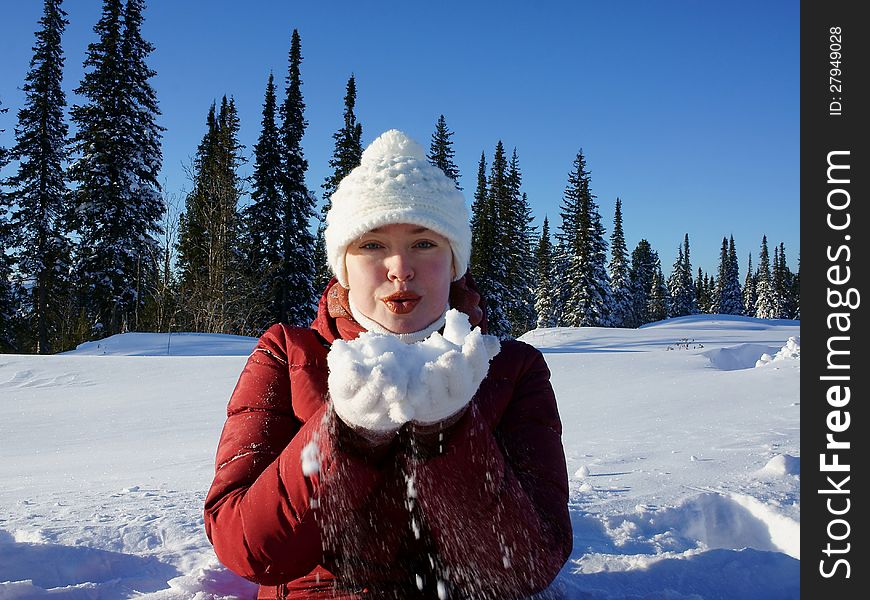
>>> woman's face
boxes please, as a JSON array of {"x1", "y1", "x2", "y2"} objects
[{"x1": 345, "y1": 223, "x2": 454, "y2": 333}]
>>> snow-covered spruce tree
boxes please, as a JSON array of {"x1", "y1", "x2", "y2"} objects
[
  {"x1": 533, "y1": 216, "x2": 558, "y2": 328},
  {"x1": 473, "y1": 141, "x2": 511, "y2": 338},
  {"x1": 176, "y1": 98, "x2": 248, "y2": 334},
  {"x1": 316, "y1": 74, "x2": 363, "y2": 291},
  {"x1": 728, "y1": 235, "x2": 743, "y2": 314},
  {"x1": 242, "y1": 74, "x2": 284, "y2": 333},
  {"x1": 710, "y1": 237, "x2": 728, "y2": 313},
  {"x1": 467, "y1": 148, "x2": 504, "y2": 335},
  {"x1": 713, "y1": 236, "x2": 742, "y2": 314},
  {"x1": 69, "y1": 0, "x2": 164, "y2": 337},
  {"x1": 772, "y1": 242, "x2": 794, "y2": 319},
  {"x1": 647, "y1": 268, "x2": 668, "y2": 323},
  {"x1": 469, "y1": 151, "x2": 488, "y2": 281},
  {"x1": 742, "y1": 253, "x2": 756, "y2": 317},
  {"x1": 550, "y1": 241, "x2": 569, "y2": 326},
  {"x1": 6, "y1": 0, "x2": 73, "y2": 354},
  {"x1": 176, "y1": 103, "x2": 216, "y2": 321},
  {"x1": 682, "y1": 234, "x2": 696, "y2": 312},
  {"x1": 277, "y1": 29, "x2": 317, "y2": 326},
  {"x1": 556, "y1": 149, "x2": 611, "y2": 328},
  {"x1": 1, "y1": 97, "x2": 18, "y2": 351},
  {"x1": 667, "y1": 234, "x2": 695, "y2": 317},
  {"x1": 117, "y1": 0, "x2": 167, "y2": 334},
  {"x1": 503, "y1": 149, "x2": 536, "y2": 337},
  {"x1": 514, "y1": 187, "x2": 537, "y2": 333},
  {"x1": 0, "y1": 214, "x2": 15, "y2": 352},
  {"x1": 706, "y1": 275, "x2": 716, "y2": 312},
  {"x1": 627, "y1": 239, "x2": 657, "y2": 327},
  {"x1": 427, "y1": 114, "x2": 461, "y2": 189},
  {"x1": 703, "y1": 270, "x2": 715, "y2": 314},
  {"x1": 683, "y1": 233, "x2": 698, "y2": 314},
  {"x1": 694, "y1": 267, "x2": 707, "y2": 314},
  {"x1": 667, "y1": 245, "x2": 686, "y2": 317},
  {"x1": 607, "y1": 197, "x2": 632, "y2": 327},
  {"x1": 754, "y1": 235, "x2": 776, "y2": 318}
]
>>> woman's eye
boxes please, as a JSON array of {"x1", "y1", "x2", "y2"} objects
[
  {"x1": 414, "y1": 241, "x2": 436, "y2": 249},
  {"x1": 360, "y1": 242, "x2": 382, "y2": 250}
]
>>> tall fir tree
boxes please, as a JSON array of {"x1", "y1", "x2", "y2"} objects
[
  {"x1": 556, "y1": 149, "x2": 611, "y2": 327},
  {"x1": 69, "y1": 0, "x2": 164, "y2": 337},
  {"x1": 711, "y1": 237, "x2": 729, "y2": 313},
  {"x1": 683, "y1": 234, "x2": 696, "y2": 312},
  {"x1": 242, "y1": 74, "x2": 284, "y2": 331},
  {"x1": 277, "y1": 29, "x2": 317, "y2": 324},
  {"x1": 627, "y1": 239, "x2": 658, "y2": 326},
  {"x1": 503, "y1": 149, "x2": 535, "y2": 336},
  {"x1": 1, "y1": 98, "x2": 18, "y2": 350},
  {"x1": 315, "y1": 74, "x2": 363, "y2": 290},
  {"x1": 772, "y1": 242, "x2": 794, "y2": 319},
  {"x1": 533, "y1": 216, "x2": 558, "y2": 328},
  {"x1": 7, "y1": 0, "x2": 72, "y2": 353},
  {"x1": 177, "y1": 98, "x2": 248, "y2": 333},
  {"x1": 667, "y1": 234, "x2": 695, "y2": 317},
  {"x1": 695, "y1": 267, "x2": 709, "y2": 314},
  {"x1": 607, "y1": 198, "x2": 632, "y2": 327},
  {"x1": 474, "y1": 141, "x2": 511, "y2": 338},
  {"x1": 427, "y1": 114, "x2": 461, "y2": 188},
  {"x1": 666, "y1": 245, "x2": 686, "y2": 316},
  {"x1": 742, "y1": 253, "x2": 756, "y2": 317},
  {"x1": 469, "y1": 151, "x2": 489, "y2": 282},
  {"x1": 647, "y1": 268, "x2": 668, "y2": 323},
  {"x1": 754, "y1": 235, "x2": 776, "y2": 318},
  {"x1": 713, "y1": 236, "x2": 742, "y2": 314},
  {"x1": 119, "y1": 0, "x2": 165, "y2": 335},
  {"x1": 728, "y1": 235, "x2": 743, "y2": 313}
]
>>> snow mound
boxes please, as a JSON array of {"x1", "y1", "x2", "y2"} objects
[
  {"x1": 62, "y1": 332, "x2": 257, "y2": 356},
  {"x1": 0, "y1": 532, "x2": 181, "y2": 596},
  {"x1": 598, "y1": 491, "x2": 799, "y2": 559},
  {"x1": 755, "y1": 337, "x2": 800, "y2": 367},
  {"x1": 757, "y1": 454, "x2": 800, "y2": 478},
  {"x1": 639, "y1": 313, "x2": 799, "y2": 331},
  {"x1": 702, "y1": 343, "x2": 782, "y2": 371}
]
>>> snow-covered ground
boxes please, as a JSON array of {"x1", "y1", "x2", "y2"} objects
[{"x1": 0, "y1": 315, "x2": 800, "y2": 599}]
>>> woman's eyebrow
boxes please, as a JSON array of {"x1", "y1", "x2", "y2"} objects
[{"x1": 367, "y1": 226, "x2": 431, "y2": 234}]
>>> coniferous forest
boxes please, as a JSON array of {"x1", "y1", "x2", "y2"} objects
[{"x1": 0, "y1": 1, "x2": 800, "y2": 353}]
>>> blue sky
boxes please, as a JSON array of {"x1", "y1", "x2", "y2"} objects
[{"x1": 0, "y1": 0, "x2": 799, "y2": 277}]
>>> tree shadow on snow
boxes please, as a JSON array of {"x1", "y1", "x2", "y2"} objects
[{"x1": 0, "y1": 531, "x2": 180, "y2": 597}]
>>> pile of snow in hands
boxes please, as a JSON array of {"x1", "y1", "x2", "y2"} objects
[{"x1": 328, "y1": 309, "x2": 500, "y2": 431}]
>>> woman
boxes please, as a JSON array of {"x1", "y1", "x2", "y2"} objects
[{"x1": 204, "y1": 130, "x2": 572, "y2": 599}]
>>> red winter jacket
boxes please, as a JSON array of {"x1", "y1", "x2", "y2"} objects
[{"x1": 204, "y1": 278, "x2": 572, "y2": 599}]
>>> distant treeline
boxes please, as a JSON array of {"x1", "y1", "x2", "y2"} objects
[{"x1": 0, "y1": 1, "x2": 798, "y2": 354}]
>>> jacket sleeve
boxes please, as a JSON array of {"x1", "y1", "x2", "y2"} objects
[
  {"x1": 411, "y1": 344, "x2": 572, "y2": 598},
  {"x1": 203, "y1": 324, "x2": 390, "y2": 586}
]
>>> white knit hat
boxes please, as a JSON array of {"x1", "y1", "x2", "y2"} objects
[{"x1": 324, "y1": 129, "x2": 471, "y2": 288}]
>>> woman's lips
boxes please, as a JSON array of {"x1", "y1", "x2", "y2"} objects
[{"x1": 382, "y1": 292, "x2": 421, "y2": 314}]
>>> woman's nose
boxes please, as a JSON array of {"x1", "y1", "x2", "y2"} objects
[{"x1": 386, "y1": 251, "x2": 414, "y2": 282}]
